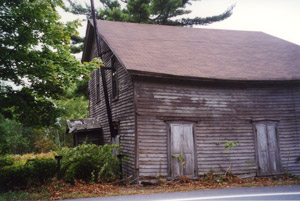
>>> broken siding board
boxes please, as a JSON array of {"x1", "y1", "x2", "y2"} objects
[{"x1": 135, "y1": 79, "x2": 300, "y2": 177}]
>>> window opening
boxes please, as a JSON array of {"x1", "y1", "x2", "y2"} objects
[
  {"x1": 111, "y1": 58, "x2": 118, "y2": 100},
  {"x1": 96, "y1": 68, "x2": 100, "y2": 102}
]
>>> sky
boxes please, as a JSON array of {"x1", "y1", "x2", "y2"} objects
[
  {"x1": 189, "y1": 0, "x2": 300, "y2": 45},
  {"x1": 59, "y1": 0, "x2": 300, "y2": 46}
]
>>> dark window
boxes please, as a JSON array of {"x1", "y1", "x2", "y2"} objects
[
  {"x1": 112, "y1": 121, "x2": 120, "y2": 155},
  {"x1": 111, "y1": 58, "x2": 118, "y2": 100},
  {"x1": 96, "y1": 68, "x2": 100, "y2": 102}
]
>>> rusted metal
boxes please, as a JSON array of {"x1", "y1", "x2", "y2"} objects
[{"x1": 90, "y1": 0, "x2": 116, "y2": 138}]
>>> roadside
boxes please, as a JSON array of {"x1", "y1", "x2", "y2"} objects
[
  {"x1": 1, "y1": 175, "x2": 299, "y2": 200},
  {"x1": 62, "y1": 185, "x2": 300, "y2": 201}
]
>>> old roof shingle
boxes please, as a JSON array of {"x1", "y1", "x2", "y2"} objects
[{"x1": 87, "y1": 20, "x2": 300, "y2": 81}]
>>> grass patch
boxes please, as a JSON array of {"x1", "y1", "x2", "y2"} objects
[{"x1": 0, "y1": 191, "x2": 47, "y2": 201}]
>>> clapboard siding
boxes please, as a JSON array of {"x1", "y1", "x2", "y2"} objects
[
  {"x1": 135, "y1": 78, "x2": 300, "y2": 178},
  {"x1": 88, "y1": 37, "x2": 136, "y2": 177}
]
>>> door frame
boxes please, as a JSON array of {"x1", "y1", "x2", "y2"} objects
[
  {"x1": 167, "y1": 121, "x2": 198, "y2": 178},
  {"x1": 253, "y1": 120, "x2": 282, "y2": 176}
]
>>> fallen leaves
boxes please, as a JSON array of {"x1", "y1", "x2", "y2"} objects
[{"x1": 3, "y1": 175, "x2": 299, "y2": 200}]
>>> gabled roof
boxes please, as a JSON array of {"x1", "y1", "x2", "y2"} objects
[{"x1": 83, "y1": 20, "x2": 300, "y2": 81}]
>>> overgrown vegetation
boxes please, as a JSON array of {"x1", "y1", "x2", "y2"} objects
[
  {"x1": 0, "y1": 0, "x2": 102, "y2": 156},
  {"x1": 0, "y1": 153, "x2": 57, "y2": 192},
  {"x1": 0, "y1": 158, "x2": 56, "y2": 192},
  {"x1": 0, "y1": 144, "x2": 123, "y2": 192},
  {"x1": 0, "y1": 114, "x2": 37, "y2": 154},
  {"x1": 59, "y1": 143, "x2": 123, "y2": 184}
]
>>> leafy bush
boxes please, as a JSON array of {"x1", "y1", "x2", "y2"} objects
[
  {"x1": 26, "y1": 158, "x2": 56, "y2": 184},
  {"x1": 59, "y1": 143, "x2": 122, "y2": 184},
  {"x1": 0, "y1": 142, "x2": 10, "y2": 156},
  {"x1": 0, "y1": 114, "x2": 36, "y2": 155},
  {"x1": 0, "y1": 144, "x2": 124, "y2": 191},
  {"x1": 0, "y1": 164, "x2": 29, "y2": 192},
  {"x1": 0, "y1": 155, "x2": 14, "y2": 169},
  {"x1": 0, "y1": 158, "x2": 56, "y2": 192}
]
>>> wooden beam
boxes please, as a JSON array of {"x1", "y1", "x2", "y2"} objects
[{"x1": 90, "y1": 0, "x2": 116, "y2": 138}]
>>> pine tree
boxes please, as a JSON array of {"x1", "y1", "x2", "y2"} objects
[
  {"x1": 64, "y1": 0, "x2": 234, "y2": 26},
  {"x1": 64, "y1": 0, "x2": 234, "y2": 53}
]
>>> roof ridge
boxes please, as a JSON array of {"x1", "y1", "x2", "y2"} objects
[{"x1": 83, "y1": 19, "x2": 300, "y2": 81}]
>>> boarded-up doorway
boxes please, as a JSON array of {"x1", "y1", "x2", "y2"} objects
[
  {"x1": 169, "y1": 123, "x2": 196, "y2": 178},
  {"x1": 254, "y1": 122, "x2": 281, "y2": 176}
]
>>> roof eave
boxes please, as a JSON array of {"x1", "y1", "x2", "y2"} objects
[
  {"x1": 81, "y1": 20, "x2": 94, "y2": 63},
  {"x1": 128, "y1": 69, "x2": 300, "y2": 84}
]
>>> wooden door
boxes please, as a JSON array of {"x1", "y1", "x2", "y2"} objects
[
  {"x1": 170, "y1": 123, "x2": 195, "y2": 177},
  {"x1": 255, "y1": 123, "x2": 280, "y2": 175}
]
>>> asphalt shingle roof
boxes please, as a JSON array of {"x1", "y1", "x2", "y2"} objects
[{"x1": 89, "y1": 20, "x2": 300, "y2": 81}]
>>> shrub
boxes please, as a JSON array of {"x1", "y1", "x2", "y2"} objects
[
  {"x1": 0, "y1": 142, "x2": 10, "y2": 156},
  {"x1": 59, "y1": 143, "x2": 122, "y2": 184},
  {"x1": 11, "y1": 152, "x2": 56, "y2": 165},
  {"x1": 0, "y1": 155, "x2": 14, "y2": 169},
  {"x1": 0, "y1": 114, "x2": 36, "y2": 155},
  {"x1": 0, "y1": 158, "x2": 56, "y2": 192},
  {"x1": 26, "y1": 158, "x2": 56, "y2": 184},
  {"x1": 0, "y1": 164, "x2": 29, "y2": 192}
]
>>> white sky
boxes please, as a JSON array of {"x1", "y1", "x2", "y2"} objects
[
  {"x1": 59, "y1": 0, "x2": 300, "y2": 45},
  {"x1": 190, "y1": 0, "x2": 300, "y2": 45}
]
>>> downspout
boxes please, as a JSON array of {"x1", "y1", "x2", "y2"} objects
[{"x1": 90, "y1": 0, "x2": 116, "y2": 139}]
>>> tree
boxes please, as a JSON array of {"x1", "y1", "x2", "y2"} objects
[
  {"x1": 63, "y1": 0, "x2": 234, "y2": 54},
  {"x1": 0, "y1": 114, "x2": 36, "y2": 154},
  {"x1": 39, "y1": 81, "x2": 91, "y2": 149},
  {"x1": 0, "y1": 0, "x2": 98, "y2": 127},
  {"x1": 64, "y1": 0, "x2": 234, "y2": 25}
]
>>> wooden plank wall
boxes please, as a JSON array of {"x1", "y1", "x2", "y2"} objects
[
  {"x1": 135, "y1": 78, "x2": 300, "y2": 178},
  {"x1": 74, "y1": 130, "x2": 103, "y2": 146},
  {"x1": 293, "y1": 87, "x2": 300, "y2": 174},
  {"x1": 88, "y1": 37, "x2": 136, "y2": 177}
]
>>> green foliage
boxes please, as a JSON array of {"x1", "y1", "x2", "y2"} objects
[
  {"x1": 127, "y1": 0, "x2": 151, "y2": 23},
  {"x1": 171, "y1": 154, "x2": 185, "y2": 167},
  {"x1": 59, "y1": 143, "x2": 122, "y2": 184},
  {"x1": 0, "y1": 191, "x2": 37, "y2": 201},
  {"x1": 71, "y1": 35, "x2": 85, "y2": 43},
  {"x1": 63, "y1": 0, "x2": 92, "y2": 17},
  {"x1": 26, "y1": 158, "x2": 57, "y2": 184},
  {"x1": 64, "y1": 0, "x2": 234, "y2": 26},
  {"x1": 41, "y1": 82, "x2": 90, "y2": 149},
  {"x1": 0, "y1": 114, "x2": 36, "y2": 154},
  {"x1": 171, "y1": 154, "x2": 185, "y2": 176},
  {"x1": 0, "y1": 164, "x2": 29, "y2": 192},
  {"x1": 224, "y1": 140, "x2": 240, "y2": 151},
  {"x1": 0, "y1": 155, "x2": 14, "y2": 169},
  {"x1": 0, "y1": 158, "x2": 56, "y2": 192},
  {"x1": 204, "y1": 171, "x2": 225, "y2": 184},
  {"x1": 70, "y1": 44, "x2": 84, "y2": 54},
  {"x1": 0, "y1": 141, "x2": 10, "y2": 156},
  {"x1": 287, "y1": 174, "x2": 300, "y2": 184},
  {"x1": 65, "y1": 0, "x2": 234, "y2": 55},
  {"x1": 0, "y1": 0, "x2": 98, "y2": 128}
]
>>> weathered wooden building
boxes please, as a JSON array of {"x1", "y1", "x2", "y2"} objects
[{"x1": 82, "y1": 20, "x2": 300, "y2": 181}]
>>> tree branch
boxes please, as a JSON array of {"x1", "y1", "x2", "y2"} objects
[{"x1": 175, "y1": 4, "x2": 235, "y2": 26}]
